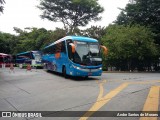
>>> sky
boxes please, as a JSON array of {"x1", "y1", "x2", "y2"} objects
[{"x1": 0, "y1": 0, "x2": 129, "y2": 34}]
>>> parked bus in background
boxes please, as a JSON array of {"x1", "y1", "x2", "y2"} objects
[
  {"x1": 0, "y1": 53, "x2": 12, "y2": 68},
  {"x1": 42, "y1": 36, "x2": 107, "y2": 78},
  {"x1": 16, "y1": 51, "x2": 42, "y2": 68}
]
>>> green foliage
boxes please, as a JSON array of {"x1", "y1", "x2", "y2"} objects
[
  {"x1": 116, "y1": 0, "x2": 160, "y2": 45},
  {"x1": 116, "y1": 0, "x2": 160, "y2": 25},
  {"x1": 0, "y1": 32, "x2": 17, "y2": 54},
  {"x1": 115, "y1": 0, "x2": 160, "y2": 71},
  {"x1": 102, "y1": 24, "x2": 158, "y2": 71},
  {"x1": 48, "y1": 28, "x2": 66, "y2": 42},
  {"x1": 82, "y1": 26, "x2": 106, "y2": 42},
  {"x1": 0, "y1": 27, "x2": 70, "y2": 55},
  {"x1": 13, "y1": 27, "x2": 52, "y2": 53},
  {"x1": 38, "y1": 0, "x2": 104, "y2": 33}
]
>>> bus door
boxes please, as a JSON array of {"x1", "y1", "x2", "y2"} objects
[{"x1": 65, "y1": 39, "x2": 74, "y2": 74}]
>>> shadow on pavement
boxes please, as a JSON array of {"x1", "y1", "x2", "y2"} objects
[{"x1": 45, "y1": 70, "x2": 97, "y2": 81}]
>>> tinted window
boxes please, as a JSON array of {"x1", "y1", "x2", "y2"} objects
[{"x1": 43, "y1": 41, "x2": 66, "y2": 54}]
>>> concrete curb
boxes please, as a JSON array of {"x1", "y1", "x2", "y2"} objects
[{"x1": 103, "y1": 71, "x2": 160, "y2": 73}]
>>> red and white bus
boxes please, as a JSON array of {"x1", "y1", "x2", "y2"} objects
[{"x1": 0, "y1": 53, "x2": 12, "y2": 68}]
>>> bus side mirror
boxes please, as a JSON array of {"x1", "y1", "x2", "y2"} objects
[
  {"x1": 101, "y1": 45, "x2": 108, "y2": 56},
  {"x1": 69, "y1": 43, "x2": 76, "y2": 53}
]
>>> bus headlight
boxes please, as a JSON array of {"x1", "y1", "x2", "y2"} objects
[
  {"x1": 73, "y1": 65, "x2": 80, "y2": 69},
  {"x1": 99, "y1": 67, "x2": 102, "y2": 70}
]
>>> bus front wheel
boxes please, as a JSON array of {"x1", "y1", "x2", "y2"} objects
[{"x1": 63, "y1": 66, "x2": 68, "y2": 78}]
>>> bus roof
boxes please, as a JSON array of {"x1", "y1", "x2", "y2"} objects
[
  {"x1": 67, "y1": 36, "x2": 98, "y2": 42},
  {"x1": 16, "y1": 51, "x2": 40, "y2": 55},
  {"x1": 0, "y1": 53, "x2": 11, "y2": 57},
  {"x1": 0, "y1": 53, "x2": 8, "y2": 56},
  {"x1": 44, "y1": 36, "x2": 98, "y2": 49}
]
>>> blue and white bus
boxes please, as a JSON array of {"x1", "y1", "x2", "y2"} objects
[
  {"x1": 16, "y1": 51, "x2": 42, "y2": 68},
  {"x1": 42, "y1": 36, "x2": 107, "y2": 78}
]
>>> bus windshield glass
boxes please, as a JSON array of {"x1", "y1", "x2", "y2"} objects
[
  {"x1": 33, "y1": 52, "x2": 41, "y2": 61},
  {"x1": 73, "y1": 41, "x2": 101, "y2": 65}
]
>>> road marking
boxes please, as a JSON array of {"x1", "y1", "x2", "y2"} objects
[
  {"x1": 79, "y1": 80, "x2": 160, "y2": 120},
  {"x1": 96, "y1": 79, "x2": 107, "y2": 84},
  {"x1": 97, "y1": 80, "x2": 160, "y2": 84},
  {"x1": 79, "y1": 83, "x2": 129, "y2": 120},
  {"x1": 97, "y1": 83, "x2": 104, "y2": 100},
  {"x1": 131, "y1": 80, "x2": 160, "y2": 84},
  {"x1": 139, "y1": 86, "x2": 160, "y2": 120}
]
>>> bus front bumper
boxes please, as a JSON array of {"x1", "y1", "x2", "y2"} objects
[{"x1": 68, "y1": 66, "x2": 102, "y2": 76}]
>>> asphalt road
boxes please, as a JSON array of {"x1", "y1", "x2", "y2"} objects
[{"x1": 0, "y1": 67, "x2": 160, "y2": 120}]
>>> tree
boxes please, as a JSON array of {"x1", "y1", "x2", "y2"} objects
[
  {"x1": 12, "y1": 27, "x2": 66, "y2": 53},
  {"x1": 115, "y1": 0, "x2": 160, "y2": 45},
  {"x1": 38, "y1": 0, "x2": 104, "y2": 34},
  {"x1": 0, "y1": 0, "x2": 5, "y2": 14},
  {"x1": 82, "y1": 26, "x2": 106, "y2": 42},
  {"x1": 0, "y1": 32, "x2": 17, "y2": 54},
  {"x1": 115, "y1": 0, "x2": 160, "y2": 70},
  {"x1": 102, "y1": 24, "x2": 158, "y2": 71},
  {"x1": 24, "y1": 27, "x2": 50, "y2": 50},
  {"x1": 13, "y1": 27, "x2": 52, "y2": 53}
]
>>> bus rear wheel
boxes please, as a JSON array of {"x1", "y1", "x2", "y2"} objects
[{"x1": 63, "y1": 66, "x2": 68, "y2": 78}]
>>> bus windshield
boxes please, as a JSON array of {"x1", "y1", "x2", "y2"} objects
[
  {"x1": 73, "y1": 41, "x2": 101, "y2": 65},
  {"x1": 33, "y1": 52, "x2": 41, "y2": 61}
]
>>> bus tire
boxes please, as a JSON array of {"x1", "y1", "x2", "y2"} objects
[{"x1": 63, "y1": 66, "x2": 68, "y2": 78}]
